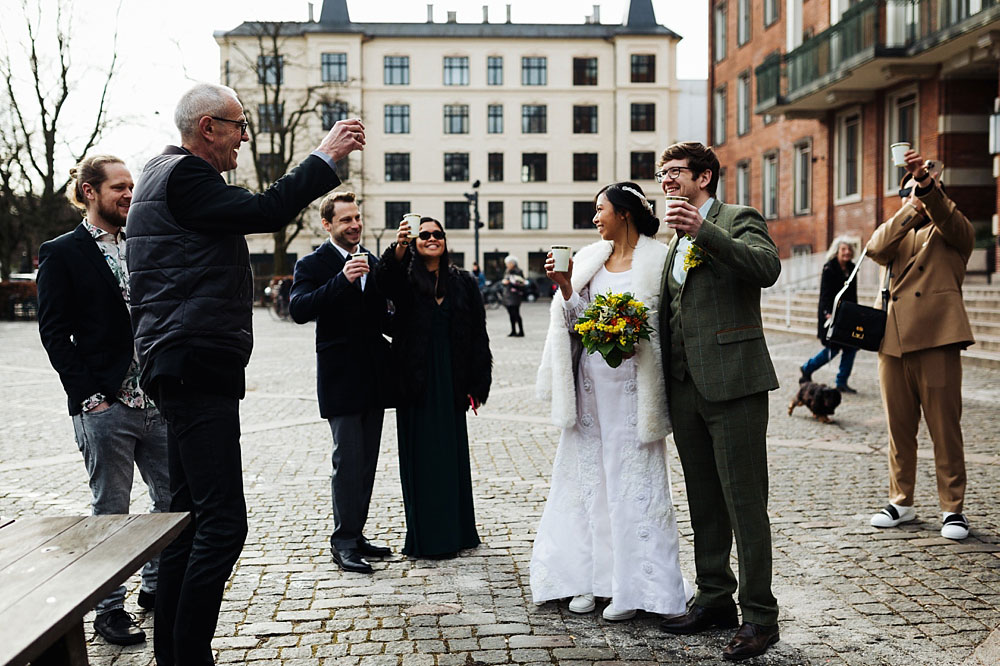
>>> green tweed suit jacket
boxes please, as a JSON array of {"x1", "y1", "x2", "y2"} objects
[{"x1": 658, "y1": 199, "x2": 781, "y2": 402}]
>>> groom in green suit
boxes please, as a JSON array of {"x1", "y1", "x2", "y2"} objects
[{"x1": 656, "y1": 142, "x2": 781, "y2": 661}]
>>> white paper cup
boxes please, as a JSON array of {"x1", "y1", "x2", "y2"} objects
[
  {"x1": 664, "y1": 195, "x2": 689, "y2": 206},
  {"x1": 403, "y1": 213, "x2": 421, "y2": 239},
  {"x1": 891, "y1": 142, "x2": 911, "y2": 167},
  {"x1": 551, "y1": 245, "x2": 571, "y2": 272},
  {"x1": 351, "y1": 252, "x2": 367, "y2": 264}
]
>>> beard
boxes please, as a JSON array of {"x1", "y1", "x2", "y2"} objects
[{"x1": 97, "y1": 197, "x2": 128, "y2": 228}]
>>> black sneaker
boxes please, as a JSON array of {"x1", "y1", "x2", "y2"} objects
[
  {"x1": 836, "y1": 384, "x2": 857, "y2": 394},
  {"x1": 137, "y1": 590, "x2": 155, "y2": 611},
  {"x1": 94, "y1": 608, "x2": 146, "y2": 645},
  {"x1": 799, "y1": 365, "x2": 812, "y2": 384}
]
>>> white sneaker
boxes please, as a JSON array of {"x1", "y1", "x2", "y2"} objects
[
  {"x1": 602, "y1": 602, "x2": 636, "y2": 621},
  {"x1": 568, "y1": 594, "x2": 595, "y2": 613},
  {"x1": 870, "y1": 503, "x2": 916, "y2": 528},
  {"x1": 941, "y1": 513, "x2": 970, "y2": 540}
]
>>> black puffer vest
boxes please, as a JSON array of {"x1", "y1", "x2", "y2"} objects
[{"x1": 127, "y1": 153, "x2": 254, "y2": 370}]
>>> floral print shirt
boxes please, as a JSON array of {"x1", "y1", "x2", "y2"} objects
[{"x1": 80, "y1": 219, "x2": 151, "y2": 411}]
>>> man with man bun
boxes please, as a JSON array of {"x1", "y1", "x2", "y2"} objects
[{"x1": 127, "y1": 82, "x2": 366, "y2": 666}]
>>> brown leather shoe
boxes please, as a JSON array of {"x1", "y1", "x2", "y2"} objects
[
  {"x1": 722, "y1": 622, "x2": 779, "y2": 661},
  {"x1": 659, "y1": 602, "x2": 739, "y2": 634}
]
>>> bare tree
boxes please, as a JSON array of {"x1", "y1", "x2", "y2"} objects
[{"x1": 0, "y1": 0, "x2": 120, "y2": 278}]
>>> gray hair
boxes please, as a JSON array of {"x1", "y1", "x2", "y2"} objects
[
  {"x1": 504, "y1": 255, "x2": 518, "y2": 267},
  {"x1": 825, "y1": 235, "x2": 858, "y2": 263},
  {"x1": 174, "y1": 82, "x2": 241, "y2": 140}
]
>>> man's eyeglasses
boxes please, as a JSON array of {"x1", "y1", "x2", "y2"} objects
[
  {"x1": 418, "y1": 230, "x2": 446, "y2": 241},
  {"x1": 210, "y1": 116, "x2": 249, "y2": 134},
  {"x1": 654, "y1": 166, "x2": 694, "y2": 183}
]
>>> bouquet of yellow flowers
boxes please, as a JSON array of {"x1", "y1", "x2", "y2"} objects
[{"x1": 573, "y1": 291, "x2": 653, "y2": 368}]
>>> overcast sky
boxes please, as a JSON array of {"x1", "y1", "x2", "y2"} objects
[{"x1": 4, "y1": 0, "x2": 707, "y2": 173}]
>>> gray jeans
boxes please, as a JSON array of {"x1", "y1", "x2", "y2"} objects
[{"x1": 71, "y1": 402, "x2": 170, "y2": 614}]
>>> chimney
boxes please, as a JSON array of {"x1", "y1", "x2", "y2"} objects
[
  {"x1": 506, "y1": 3, "x2": 512, "y2": 22},
  {"x1": 483, "y1": 4, "x2": 489, "y2": 22},
  {"x1": 593, "y1": 4, "x2": 600, "y2": 23},
  {"x1": 427, "y1": 4, "x2": 434, "y2": 22},
  {"x1": 307, "y1": 2, "x2": 314, "y2": 22},
  {"x1": 447, "y1": 10, "x2": 457, "y2": 22}
]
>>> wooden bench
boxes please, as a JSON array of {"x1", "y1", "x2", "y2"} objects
[{"x1": 0, "y1": 513, "x2": 190, "y2": 666}]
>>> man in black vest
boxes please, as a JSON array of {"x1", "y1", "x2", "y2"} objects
[
  {"x1": 127, "y1": 82, "x2": 365, "y2": 666},
  {"x1": 289, "y1": 191, "x2": 393, "y2": 574},
  {"x1": 37, "y1": 154, "x2": 170, "y2": 647}
]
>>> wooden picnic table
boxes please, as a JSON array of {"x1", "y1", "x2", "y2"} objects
[{"x1": 0, "y1": 513, "x2": 190, "y2": 666}]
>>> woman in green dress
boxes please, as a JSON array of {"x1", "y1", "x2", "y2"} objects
[{"x1": 376, "y1": 217, "x2": 492, "y2": 558}]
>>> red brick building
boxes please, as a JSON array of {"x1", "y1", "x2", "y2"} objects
[{"x1": 709, "y1": 0, "x2": 1000, "y2": 273}]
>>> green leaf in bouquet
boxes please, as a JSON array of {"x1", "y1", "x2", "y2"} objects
[{"x1": 605, "y1": 348, "x2": 623, "y2": 368}]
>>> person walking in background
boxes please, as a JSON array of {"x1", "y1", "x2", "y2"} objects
[
  {"x1": 532, "y1": 182, "x2": 688, "y2": 622},
  {"x1": 502, "y1": 255, "x2": 525, "y2": 337},
  {"x1": 376, "y1": 216, "x2": 492, "y2": 559},
  {"x1": 127, "y1": 81, "x2": 365, "y2": 666},
  {"x1": 36, "y1": 155, "x2": 170, "y2": 647},
  {"x1": 289, "y1": 191, "x2": 394, "y2": 574},
  {"x1": 799, "y1": 237, "x2": 859, "y2": 393},
  {"x1": 867, "y1": 150, "x2": 975, "y2": 541},
  {"x1": 472, "y1": 261, "x2": 487, "y2": 292}
]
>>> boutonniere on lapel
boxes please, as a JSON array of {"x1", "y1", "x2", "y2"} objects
[{"x1": 682, "y1": 235, "x2": 709, "y2": 271}]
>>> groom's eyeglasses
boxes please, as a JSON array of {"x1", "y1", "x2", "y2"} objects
[
  {"x1": 418, "y1": 230, "x2": 446, "y2": 241},
  {"x1": 654, "y1": 166, "x2": 694, "y2": 183}
]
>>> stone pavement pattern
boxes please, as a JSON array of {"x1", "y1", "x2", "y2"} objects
[{"x1": 1, "y1": 301, "x2": 999, "y2": 666}]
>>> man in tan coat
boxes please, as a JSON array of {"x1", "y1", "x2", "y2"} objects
[{"x1": 866, "y1": 149, "x2": 975, "y2": 540}]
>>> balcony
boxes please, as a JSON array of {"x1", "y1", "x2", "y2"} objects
[{"x1": 755, "y1": 0, "x2": 1000, "y2": 115}]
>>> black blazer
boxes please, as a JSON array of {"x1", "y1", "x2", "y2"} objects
[
  {"x1": 289, "y1": 241, "x2": 394, "y2": 418},
  {"x1": 37, "y1": 224, "x2": 134, "y2": 415}
]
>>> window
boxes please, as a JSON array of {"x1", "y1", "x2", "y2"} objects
[
  {"x1": 521, "y1": 57, "x2": 547, "y2": 85},
  {"x1": 444, "y1": 201, "x2": 469, "y2": 229},
  {"x1": 488, "y1": 56, "x2": 503, "y2": 85},
  {"x1": 573, "y1": 105, "x2": 598, "y2": 133},
  {"x1": 488, "y1": 104, "x2": 503, "y2": 134},
  {"x1": 488, "y1": 152, "x2": 504, "y2": 182},
  {"x1": 886, "y1": 90, "x2": 917, "y2": 191},
  {"x1": 764, "y1": 0, "x2": 779, "y2": 27},
  {"x1": 794, "y1": 141, "x2": 812, "y2": 214},
  {"x1": 443, "y1": 104, "x2": 469, "y2": 134},
  {"x1": 631, "y1": 54, "x2": 656, "y2": 83},
  {"x1": 522, "y1": 105, "x2": 547, "y2": 133},
  {"x1": 713, "y1": 86, "x2": 727, "y2": 145},
  {"x1": 737, "y1": 161, "x2": 750, "y2": 206},
  {"x1": 522, "y1": 201, "x2": 548, "y2": 229},
  {"x1": 384, "y1": 56, "x2": 410, "y2": 85},
  {"x1": 762, "y1": 152, "x2": 778, "y2": 219},
  {"x1": 521, "y1": 153, "x2": 547, "y2": 182},
  {"x1": 321, "y1": 53, "x2": 347, "y2": 82},
  {"x1": 385, "y1": 201, "x2": 410, "y2": 228},
  {"x1": 385, "y1": 152, "x2": 410, "y2": 182},
  {"x1": 717, "y1": 167, "x2": 727, "y2": 202},
  {"x1": 444, "y1": 152, "x2": 469, "y2": 182},
  {"x1": 257, "y1": 55, "x2": 283, "y2": 84},
  {"x1": 573, "y1": 153, "x2": 598, "y2": 181},
  {"x1": 737, "y1": 0, "x2": 750, "y2": 45},
  {"x1": 737, "y1": 72, "x2": 751, "y2": 135},
  {"x1": 257, "y1": 103, "x2": 283, "y2": 133},
  {"x1": 631, "y1": 152, "x2": 656, "y2": 180},
  {"x1": 573, "y1": 201, "x2": 595, "y2": 229},
  {"x1": 488, "y1": 201, "x2": 504, "y2": 229},
  {"x1": 835, "y1": 109, "x2": 861, "y2": 201},
  {"x1": 631, "y1": 103, "x2": 655, "y2": 132},
  {"x1": 714, "y1": 2, "x2": 727, "y2": 62},
  {"x1": 443, "y1": 56, "x2": 469, "y2": 85},
  {"x1": 322, "y1": 101, "x2": 348, "y2": 130},
  {"x1": 258, "y1": 153, "x2": 283, "y2": 182},
  {"x1": 451, "y1": 252, "x2": 466, "y2": 269},
  {"x1": 574, "y1": 57, "x2": 598, "y2": 85},
  {"x1": 384, "y1": 104, "x2": 410, "y2": 134}
]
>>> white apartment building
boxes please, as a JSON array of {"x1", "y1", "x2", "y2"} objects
[{"x1": 217, "y1": 0, "x2": 684, "y2": 280}]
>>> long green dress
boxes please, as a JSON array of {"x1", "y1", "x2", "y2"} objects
[{"x1": 397, "y1": 299, "x2": 481, "y2": 558}]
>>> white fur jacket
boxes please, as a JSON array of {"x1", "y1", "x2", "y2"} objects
[{"x1": 535, "y1": 235, "x2": 671, "y2": 442}]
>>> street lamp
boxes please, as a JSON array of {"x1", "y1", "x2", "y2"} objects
[{"x1": 464, "y1": 179, "x2": 483, "y2": 268}]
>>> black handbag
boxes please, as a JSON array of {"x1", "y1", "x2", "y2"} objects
[{"x1": 824, "y1": 250, "x2": 891, "y2": 352}]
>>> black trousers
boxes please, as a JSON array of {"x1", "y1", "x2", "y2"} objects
[
  {"x1": 506, "y1": 304, "x2": 523, "y2": 335},
  {"x1": 154, "y1": 383, "x2": 248, "y2": 666},
  {"x1": 328, "y1": 407, "x2": 384, "y2": 550}
]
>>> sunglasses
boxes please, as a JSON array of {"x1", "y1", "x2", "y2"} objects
[{"x1": 418, "y1": 230, "x2": 445, "y2": 241}]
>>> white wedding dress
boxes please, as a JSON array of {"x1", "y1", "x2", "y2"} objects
[{"x1": 530, "y1": 266, "x2": 690, "y2": 615}]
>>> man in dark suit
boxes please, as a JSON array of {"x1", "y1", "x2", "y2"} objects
[
  {"x1": 37, "y1": 154, "x2": 170, "y2": 647},
  {"x1": 289, "y1": 191, "x2": 393, "y2": 573},
  {"x1": 655, "y1": 142, "x2": 781, "y2": 661},
  {"x1": 126, "y1": 82, "x2": 365, "y2": 666}
]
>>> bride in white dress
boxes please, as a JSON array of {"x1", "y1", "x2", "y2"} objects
[{"x1": 532, "y1": 182, "x2": 690, "y2": 621}]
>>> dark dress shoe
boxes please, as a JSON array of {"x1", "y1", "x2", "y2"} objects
[
  {"x1": 722, "y1": 622, "x2": 780, "y2": 661},
  {"x1": 358, "y1": 537, "x2": 391, "y2": 558},
  {"x1": 137, "y1": 590, "x2": 155, "y2": 611},
  {"x1": 94, "y1": 608, "x2": 146, "y2": 645},
  {"x1": 660, "y1": 602, "x2": 739, "y2": 634},
  {"x1": 332, "y1": 547, "x2": 374, "y2": 573}
]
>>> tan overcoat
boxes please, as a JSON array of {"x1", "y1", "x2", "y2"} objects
[{"x1": 866, "y1": 186, "x2": 975, "y2": 357}]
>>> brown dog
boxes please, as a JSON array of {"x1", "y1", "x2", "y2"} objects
[{"x1": 788, "y1": 381, "x2": 842, "y2": 423}]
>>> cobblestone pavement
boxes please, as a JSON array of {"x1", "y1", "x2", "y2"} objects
[{"x1": 2, "y1": 300, "x2": 999, "y2": 666}]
